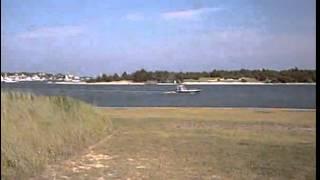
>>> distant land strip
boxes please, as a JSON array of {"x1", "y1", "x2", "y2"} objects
[{"x1": 1, "y1": 67, "x2": 316, "y2": 84}]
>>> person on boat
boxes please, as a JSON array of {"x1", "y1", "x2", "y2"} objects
[{"x1": 176, "y1": 84, "x2": 186, "y2": 92}]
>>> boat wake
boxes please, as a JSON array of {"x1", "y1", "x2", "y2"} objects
[{"x1": 163, "y1": 91, "x2": 177, "y2": 94}]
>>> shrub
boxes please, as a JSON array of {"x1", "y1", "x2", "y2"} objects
[{"x1": 1, "y1": 92, "x2": 112, "y2": 179}]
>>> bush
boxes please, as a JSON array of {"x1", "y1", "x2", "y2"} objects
[{"x1": 241, "y1": 78, "x2": 247, "y2": 82}]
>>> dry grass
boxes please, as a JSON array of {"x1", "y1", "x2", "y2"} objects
[
  {"x1": 2, "y1": 95, "x2": 315, "y2": 180},
  {"x1": 35, "y1": 107, "x2": 315, "y2": 180},
  {"x1": 1, "y1": 92, "x2": 112, "y2": 179},
  {"x1": 104, "y1": 108, "x2": 316, "y2": 179}
]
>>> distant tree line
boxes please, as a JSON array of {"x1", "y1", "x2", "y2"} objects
[{"x1": 87, "y1": 67, "x2": 316, "y2": 83}]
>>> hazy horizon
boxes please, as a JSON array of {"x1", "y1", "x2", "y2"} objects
[{"x1": 1, "y1": 0, "x2": 316, "y2": 76}]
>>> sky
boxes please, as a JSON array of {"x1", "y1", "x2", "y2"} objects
[{"x1": 1, "y1": 0, "x2": 316, "y2": 76}]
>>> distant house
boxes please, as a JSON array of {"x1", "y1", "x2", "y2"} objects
[
  {"x1": 32, "y1": 75, "x2": 41, "y2": 81},
  {"x1": 64, "y1": 75, "x2": 71, "y2": 81},
  {"x1": 81, "y1": 76, "x2": 93, "y2": 81}
]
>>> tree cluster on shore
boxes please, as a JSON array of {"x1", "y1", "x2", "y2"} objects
[{"x1": 87, "y1": 67, "x2": 316, "y2": 83}]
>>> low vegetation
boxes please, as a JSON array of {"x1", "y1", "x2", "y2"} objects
[
  {"x1": 88, "y1": 67, "x2": 316, "y2": 83},
  {"x1": 1, "y1": 92, "x2": 315, "y2": 179},
  {"x1": 1, "y1": 92, "x2": 112, "y2": 179},
  {"x1": 36, "y1": 108, "x2": 315, "y2": 179}
]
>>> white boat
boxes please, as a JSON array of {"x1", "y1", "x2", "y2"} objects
[
  {"x1": 175, "y1": 84, "x2": 201, "y2": 93},
  {"x1": 3, "y1": 79, "x2": 17, "y2": 83}
]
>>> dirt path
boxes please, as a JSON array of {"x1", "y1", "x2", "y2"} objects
[
  {"x1": 31, "y1": 131, "x2": 181, "y2": 180},
  {"x1": 32, "y1": 130, "x2": 223, "y2": 180},
  {"x1": 30, "y1": 133, "x2": 118, "y2": 180}
]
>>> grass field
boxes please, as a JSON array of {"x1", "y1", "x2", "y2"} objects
[
  {"x1": 1, "y1": 92, "x2": 112, "y2": 179},
  {"x1": 34, "y1": 107, "x2": 315, "y2": 180}
]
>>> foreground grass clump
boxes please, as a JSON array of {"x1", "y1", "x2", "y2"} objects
[{"x1": 1, "y1": 92, "x2": 112, "y2": 179}]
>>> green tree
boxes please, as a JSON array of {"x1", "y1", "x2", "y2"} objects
[
  {"x1": 132, "y1": 69, "x2": 150, "y2": 82},
  {"x1": 121, "y1": 72, "x2": 128, "y2": 80},
  {"x1": 113, "y1": 73, "x2": 120, "y2": 81}
]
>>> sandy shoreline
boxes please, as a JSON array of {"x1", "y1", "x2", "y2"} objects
[
  {"x1": 181, "y1": 82, "x2": 315, "y2": 85},
  {"x1": 97, "y1": 106, "x2": 316, "y2": 111},
  {"x1": 50, "y1": 81, "x2": 145, "y2": 85},
  {"x1": 51, "y1": 81, "x2": 316, "y2": 85}
]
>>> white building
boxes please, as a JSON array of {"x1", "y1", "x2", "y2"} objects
[
  {"x1": 64, "y1": 75, "x2": 72, "y2": 81},
  {"x1": 32, "y1": 75, "x2": 41, "y2": 81}
]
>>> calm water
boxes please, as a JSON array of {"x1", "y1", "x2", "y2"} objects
[{"x1": 1, "y1": 82, "x2": 316, "y2": 109}]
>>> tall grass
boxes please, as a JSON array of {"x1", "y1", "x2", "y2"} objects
[{"x1": 1, "y1": 91, "x2": 112, "y2": 179}]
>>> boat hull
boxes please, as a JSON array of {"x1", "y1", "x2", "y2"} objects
[{"x1": 175, "y1": 89, "x2": 201, "y2": 93}]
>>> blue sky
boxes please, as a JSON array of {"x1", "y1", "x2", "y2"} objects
[{"x1": 1, "y1": 0, "x2": 316, "y2": 75}]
